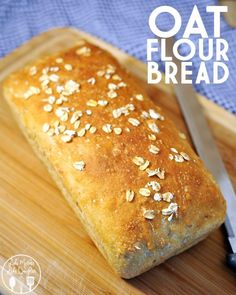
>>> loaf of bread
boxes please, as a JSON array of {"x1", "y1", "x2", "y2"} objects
[{"x1": 3, "y1": 39, "x2": 226, "y2": 278}]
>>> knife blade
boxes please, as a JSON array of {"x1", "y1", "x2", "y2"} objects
[{"x1": 164, "y1": 37, "x2": 236, "y2": 269}]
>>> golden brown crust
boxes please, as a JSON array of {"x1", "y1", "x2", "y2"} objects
[{"x1": 3, "y1": 40, "x2": 226, "y2": 278}]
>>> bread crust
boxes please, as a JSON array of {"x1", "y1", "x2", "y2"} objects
[{"x1": 3, "y1": 40, "x2": 226, "y2": 278}]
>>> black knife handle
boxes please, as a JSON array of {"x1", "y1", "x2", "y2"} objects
[{"x1": 227, "y1": 253, "x2": 236, "y2": 270}]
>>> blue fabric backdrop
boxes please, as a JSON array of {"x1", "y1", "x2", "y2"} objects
[{"x1": 0, "y1": 0, "x2": 235, "y2": 114}]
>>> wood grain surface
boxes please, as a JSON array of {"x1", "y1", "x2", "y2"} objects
[{"x1": 0, "y1": 28, "x2": 235, "y2": 295}]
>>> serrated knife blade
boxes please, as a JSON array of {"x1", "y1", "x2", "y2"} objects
[{"x1": 164, "y1": 37, "x2": 236, "y2": 269}]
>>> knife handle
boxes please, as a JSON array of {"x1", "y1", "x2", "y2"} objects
[{"x1": 227, "y1": 253, "x2": 236, "y2": 270}]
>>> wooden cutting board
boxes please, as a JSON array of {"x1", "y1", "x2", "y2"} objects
[{"x1": 0, "y1": 28, "x2": 235, "y2": 295}]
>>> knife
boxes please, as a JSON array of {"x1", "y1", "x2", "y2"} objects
[{"x1": 164, "y1": 37, "x2": 236, "y2": 270}]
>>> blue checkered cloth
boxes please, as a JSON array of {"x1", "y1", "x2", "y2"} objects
[{"x1": 0, "y1": 0, "x2": 235, "y2": 114}]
